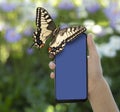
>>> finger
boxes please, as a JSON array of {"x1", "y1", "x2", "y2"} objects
[
  {"x1": 87, "y1": 33, "x2": 99, "y2": 58},
  {"x1": 49, "y1": 61, "x2": 56, "y2": 70},
  {"x1": 50, "y1": 72, "x2": 55, "y2": 79}
]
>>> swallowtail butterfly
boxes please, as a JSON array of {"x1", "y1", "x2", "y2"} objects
[{"x1": 32, "y1": 7, "x2": 86, "y2": 58}]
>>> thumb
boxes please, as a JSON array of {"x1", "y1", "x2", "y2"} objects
[{"x1": 87, "y1": 34, "x2": 99, "y2": 59}]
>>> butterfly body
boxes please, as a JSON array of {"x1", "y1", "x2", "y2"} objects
[{"x1": 32, "y1": 7, "x2": 86, "y2": 58}]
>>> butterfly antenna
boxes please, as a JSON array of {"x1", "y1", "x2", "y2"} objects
[{"x1": 30, "y1": 43, "x2": 35, "y2": 49}]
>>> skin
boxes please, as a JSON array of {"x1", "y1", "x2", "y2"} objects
[{"x1": 48, "y1": 34, "x2": 119, "y2": 112}]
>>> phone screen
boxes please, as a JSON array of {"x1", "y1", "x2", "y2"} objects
[{"x1": 55, "y1": 33, "x2": 87, "y2": 103}]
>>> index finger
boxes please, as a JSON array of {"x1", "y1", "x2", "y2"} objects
[{"x1": 87, "y1": 34, "x2": 99, "y2": 59}]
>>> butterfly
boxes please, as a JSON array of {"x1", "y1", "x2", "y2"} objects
[{"x1": 32, "y1": 7, "x2": 86, "y2": 58}]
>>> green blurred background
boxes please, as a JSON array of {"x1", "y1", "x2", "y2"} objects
[{"x1": 0, "y1": 0, "x2": 120, "y2": 111}]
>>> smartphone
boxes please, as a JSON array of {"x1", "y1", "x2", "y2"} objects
[{"x1": 55, "y1": 33, "x2": 87, "y2": 103}]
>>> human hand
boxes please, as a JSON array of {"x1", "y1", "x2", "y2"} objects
[
  {"x1": 48, "y1": 34, "x2": 103, "y2": 96},
  {"x1": 48, "y1": 34, "x2": 119, "y2": 112}
]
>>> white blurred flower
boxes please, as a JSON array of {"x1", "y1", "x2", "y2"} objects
[
  {"x1": 104, "y1": 27, "x2": 113, "y2": 35},
  {"x1": 109, "y1": 35, "x2": 120, "y2": 50},
  {"x1": 83, "y1": 19, "x2": 95, "y2": 30},
  {"x1": 93, "y1": 26, "x2": 113, "y2": 37},
  {"x1": 98, "y1": 43, "x2": 116, "y2": 58},
  {"x1": 92, "y1": 25, "x2": 109, "y2": 37},
  {"x1": 0, "y1": 21, "x2": 5, "y2": 31},
  {"x1": 97, "y1": 35, "x2": 120, "y2": 58},
  {"x1": 84, "y1": 21, "x2": 114, "y2": 36},
  {"x1": 92, "y1": 25, "x2": 102, "y2": 35}
]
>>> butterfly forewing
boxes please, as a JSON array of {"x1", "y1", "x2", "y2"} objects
[
  {"x1": 33, "y1": 7, "x2": 56, "y2": 48},
  {"x1": 36, "y1": 7, "x2": 56, "y2": 30}
]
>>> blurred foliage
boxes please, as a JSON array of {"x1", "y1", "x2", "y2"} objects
[{"x1": 0, "y1": 0, "x2": 120, "y2": 111}]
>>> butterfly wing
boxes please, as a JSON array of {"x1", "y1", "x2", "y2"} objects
[
  {"x1": 33, "y1": 7, "x2": 56, "y2": 48},
  {"x1": 49, "y1": 26, "x2": 86, "y2": 58}
]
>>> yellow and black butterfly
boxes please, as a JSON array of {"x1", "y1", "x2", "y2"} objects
[{"x1": 32, "y1": 7, "x2": 86, "y2": 58}]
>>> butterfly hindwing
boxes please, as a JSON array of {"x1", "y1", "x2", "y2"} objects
[
  {"x1": 49, "y1": 26, "x2": 86, "y2": 58},
  {"x1": 62, "y1": 26, "x2": 86, "y2": 42},
  {"x1": 33, "y1": 7, "x2": 56, "y2": 48}
]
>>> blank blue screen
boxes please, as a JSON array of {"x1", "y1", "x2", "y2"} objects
[{"x1": 55, "y1": 33, "x2": 87, "y2": 102}]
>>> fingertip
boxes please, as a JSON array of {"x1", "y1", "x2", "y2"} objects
[
  {"x1": 87, "y1": 33, "x2": 99, "y2": 58},
  {"x1": 50, "y1": 72, "x2": 55, "y2": 79},
  {"x1": 88, "y1": 33, "x2": 94, "y2": 38},
  {"x1": 49, "y1": 61, "x2": 56, "y2": 70},
  {"x1": 87, "y1": 33, "x2": 94, "y2": 44}
]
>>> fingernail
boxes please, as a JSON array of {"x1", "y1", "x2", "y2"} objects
[
  {"x1": 88, "y1": 33, "x2": 95, "y2": 38},
  {"x1": 50, "y1": 72, "x2": 55, "y2": 79},
  {"x1": 49, "y1": 61, "x2": 55, "y2": 69}
]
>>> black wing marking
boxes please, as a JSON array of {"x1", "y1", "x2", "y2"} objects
[{"x1": 49, "y1": 26, "x2": 86, "y2": 58}]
